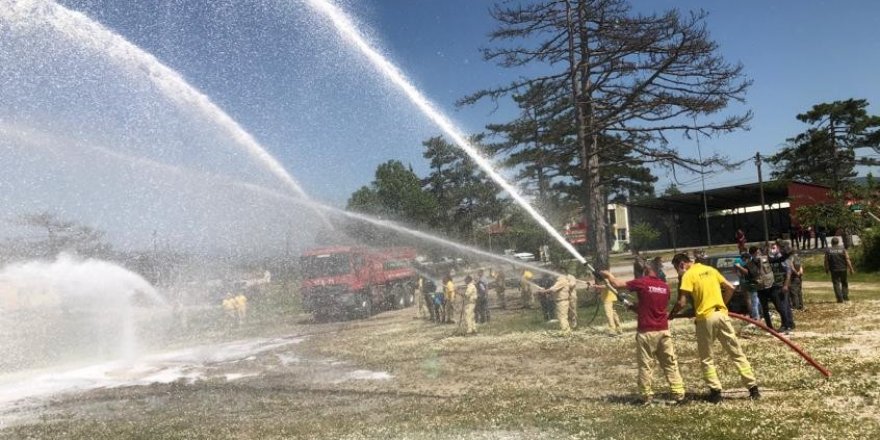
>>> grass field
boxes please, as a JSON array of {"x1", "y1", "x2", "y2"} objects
[{"x1": 2, "y1": 277, "x2": 879, "y2": 439}]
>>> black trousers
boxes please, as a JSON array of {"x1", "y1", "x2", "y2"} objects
[
  {"x1": 831, "y1": 271, "x2": 849, "y2": 302},
  {"x1": 540, "y1": 294, "x2": 555, "y2": 321},
  {"x1": 758, "y1": 286, "x2": 794, "y2": 330},
  {"x1": 476, "y1": 295, "x2": 490, "y2": 323}
]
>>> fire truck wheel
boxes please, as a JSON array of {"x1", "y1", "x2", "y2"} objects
[
  {"x1": 391, "y1": 284, "x2": 407, "y2": 309},
  {"x1": 360, "y1": 293, "x2": 373, "y2": 318}
]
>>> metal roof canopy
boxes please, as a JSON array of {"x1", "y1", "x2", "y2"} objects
[{"x1": 627, "y1": 181, "x2": 791, "y2": 213}]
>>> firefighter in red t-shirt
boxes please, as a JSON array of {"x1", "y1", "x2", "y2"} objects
[{"x1": 601, "y1": 266, "x2": 686, "y2": 405}]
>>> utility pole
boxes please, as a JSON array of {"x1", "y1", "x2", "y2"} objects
[{"x1": 756, "y1": 152, "x2": 770, "y2": 245}]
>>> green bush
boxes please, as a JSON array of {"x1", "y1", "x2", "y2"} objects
[
  {"x1": 629, "y1": 222, "x2": 660, "y2": 252},
  {"x1": 857, "y1": 228, "x2": 880, "y2": 271}
]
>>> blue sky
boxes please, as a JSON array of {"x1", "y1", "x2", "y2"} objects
[
  {"x1": 56, "y1": 0, "x2": 880, "y2": 198},
  {"x1": 2, "y1": 0, "x2": 880, "y2": 250}
]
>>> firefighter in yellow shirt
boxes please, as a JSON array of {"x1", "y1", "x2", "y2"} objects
[
  {"x1": 222, "y1": 293, "x2": 247, "y2": 326},
  {"x1": 234, "y1": 293, "x2": 247, "y2": 325},
  {"x1": 591, "y1": 284, "x2": 621, "y2": 334},
  {"x1": 670, "y1": 253, "x2": 760, "y2": 403},
  {"x1": 443, "y1": 274, "x2": 456, "y2": 324},
  {"x1": 520, "y1": 269, "x2": 534, "y2": 308},
  {"x1": 462, "y1": 275, "x2": 478, "y2": 335}
]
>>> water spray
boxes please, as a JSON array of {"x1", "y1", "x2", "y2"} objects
[
  {"x1": 0, "y1": 0, "x2": 329, "y2": 225},
  {"x1": 3, "y1": 121, "x2": 566, "y2": 280},
  {"x1": 305, "y1": 0, "x2": 588, "y2": 265}
]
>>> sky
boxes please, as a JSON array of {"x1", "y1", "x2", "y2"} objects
[{"x1": 2, "y1": 0, "x2": 880, "y2": 251}]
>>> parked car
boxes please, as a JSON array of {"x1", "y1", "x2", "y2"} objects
[{"x1": 512, "y1": 252, "x2": 536, "y2": 261}]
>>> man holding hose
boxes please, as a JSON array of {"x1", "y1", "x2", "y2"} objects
[
  {"x1": 670, "y1": 253, "x2": 760, "y2": 403},
  {"x1": 600, "y1": 265, "x2": 685, "y2": 405}
]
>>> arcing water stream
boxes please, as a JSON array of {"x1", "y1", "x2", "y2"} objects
[
  {"x1": 1, "y1": 120, "x2": 564, "y2": 280},
  {"x1": 0, "y1": 0, "x2": 322, "y2": 220},
  {"x1": 304, "y1": 0, "x2": 588, "y2": 265}
]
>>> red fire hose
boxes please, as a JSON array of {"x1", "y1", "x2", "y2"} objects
[{"x1": 728, "y1": 312, "x2": 831, "y2": 378}]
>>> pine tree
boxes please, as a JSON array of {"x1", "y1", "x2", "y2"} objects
[
  {"x1": 769, "y1": 99, "x2": 880, "y2": 193},
  {"x1": 460, "y1": 0, "x2": 750, "y2": 268}
]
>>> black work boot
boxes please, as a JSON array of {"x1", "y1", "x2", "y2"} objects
[
  {"x1": 749, "y1": 386, "x2": 761, "y2": 400},
  {"x1": 707, "y1": 388, "x2": 723, "y2": 404}
]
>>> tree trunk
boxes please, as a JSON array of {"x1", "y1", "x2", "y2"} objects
[{"x1": 567, "y1": 0, "x2": 609, "y2": 269}]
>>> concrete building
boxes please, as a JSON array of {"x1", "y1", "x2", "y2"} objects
[
  {"x1": 607, "y1": 203, "x2": 631, "y2": 252},
  {"x1": 625, "y1": 180, "x2": 832, "y2": 250}
]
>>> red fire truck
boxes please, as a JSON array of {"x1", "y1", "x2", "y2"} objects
[{"x1": 299, "y1": 246, "x2": 417, "y2": 320}]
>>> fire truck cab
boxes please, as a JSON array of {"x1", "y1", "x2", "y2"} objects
[{"x1": 299, "y1": 246, "x2": 417, "y2": 320}]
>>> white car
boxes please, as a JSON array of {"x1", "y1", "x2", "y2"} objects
[{"x1": 512, "y1": 252, "x2": 535, "y2": 261}]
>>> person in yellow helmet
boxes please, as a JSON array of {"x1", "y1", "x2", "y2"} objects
[
  {"x1": 443, "y1": 274, "x2": 456, "y2": 324},
  {"x1": 520, "y1": 269, "x2": 534, "y2": 309}
]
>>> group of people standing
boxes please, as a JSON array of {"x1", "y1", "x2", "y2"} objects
[
  {"x1": 791, "y1": 225, "x2": 829, "y2": 250},
  {"x1": 414, "y1": 268, "x2": 508, "y2": 335},
  {"x1": 733, "y1": 242, "x2": 800, "y2": 334}
]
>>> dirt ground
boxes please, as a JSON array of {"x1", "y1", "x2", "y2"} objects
[{"x1": 2, "y1": 282, "x2": 880, "y2": 439}]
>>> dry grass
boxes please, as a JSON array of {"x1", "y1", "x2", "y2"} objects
[{"x1": 3, "y1": 286, "x2": 880, "y2": 439}]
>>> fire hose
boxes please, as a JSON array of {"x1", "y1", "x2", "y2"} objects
[
  {"x1": 728, "y1": 312, "x2": 831, "y2": 378},
  {"x1": 583, "y1": 262, "x2": 830, "y2": 378}
]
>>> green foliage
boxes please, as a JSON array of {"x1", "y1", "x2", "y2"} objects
[
  {"x1": 629, "y1": 222, "x2": 660, "y2": 252},
  {"x1": 662, "y1": 184, "x2": 682, "y2": 196},
  {"x1": 768, "y1": 99, "x2": 880, "y2": 192},
  {"x1": 857, "y1": 228, "x2": 880, "y2": 272},
  {"x1": 422, "y1": 136, "x2": 505, "y2": 238},
  {"x1": 346, "y1": 160, "x2": 439, "y2": 225},
  {"x1": 795, "y1": 199, "x2": 863, "y2": 235}
]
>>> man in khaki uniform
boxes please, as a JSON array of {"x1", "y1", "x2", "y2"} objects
[
  {"x1": 671, "y1": 253, "x2": 760, "y2": 403},
  {"x1": 443, "y1": 274, "x2": 456, "y2": 324},
  {"x1": 602, "y1": 267, "x2": 685, "y2": 404},
  {"x1": 541, "y1": 270, "x2": 571, "y2": 334},
  {"x1": 494, "y1": 269, "x2": 507, "y2": 309},
  {"x1": 462, "y1": 275, "x2": 478, "y2": 335},
  {"x1": 414, "y1": 275, "x2": 428, "y2": 319}
]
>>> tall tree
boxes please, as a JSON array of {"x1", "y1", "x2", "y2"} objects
[
  {"x1": 460, "y1": 0, "x2": 751, "y2": 268},
  {"x1": 346, "y1": 160, "x2": 438, "y2": 225},
  {"x1": 422, "y1": 136, "x2": 506, "y2": 240},
  {"x1": 11, "y1": 212, "x2": 110, "y2": 259},
  {"x1": 768, "y1": 99, "x2": 880, "y2": 192}
]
